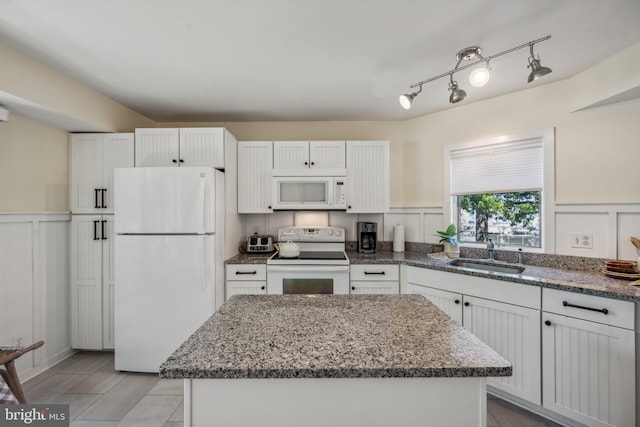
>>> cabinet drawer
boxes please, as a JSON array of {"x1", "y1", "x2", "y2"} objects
[
  {"x1": 542, "y1": 288, "x2": 634, "y2": 330},
  {"x1": 226, "y1": 264, "x2": 267, "y2": 281},
  {"x1": 350, "y1": 281, "x2": 400, "y2": 294},
  {"x1": 350, "y1": 264, "x2": 399, "y2": 281}
]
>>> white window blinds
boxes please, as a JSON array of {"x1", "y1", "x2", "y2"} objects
[{"x1": 450, "y1": 137, "x2": 543, "y2": 195}]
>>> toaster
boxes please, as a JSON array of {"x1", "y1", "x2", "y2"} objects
[{"x1": 246, "y1": 234, "x2": 274, "y2": 253}]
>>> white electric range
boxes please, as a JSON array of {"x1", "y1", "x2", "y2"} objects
[{"x1": 266, "y1": 226, "x2": 349, "y2": 294}]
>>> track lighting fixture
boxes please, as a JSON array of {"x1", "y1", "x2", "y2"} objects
[{"x1": 399, "y1": 35, "x2": 551, "y2": 109}]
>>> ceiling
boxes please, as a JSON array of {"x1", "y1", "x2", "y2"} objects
[{"x1": 1, "y1": 0, "x2": 640, "y2": 123}]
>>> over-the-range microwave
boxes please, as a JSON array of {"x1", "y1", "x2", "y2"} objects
[{"x1": 272, "y1": 176, "x2": 347, "y2": 210}]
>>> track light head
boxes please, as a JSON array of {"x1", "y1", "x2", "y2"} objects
[
  {"x1": 448, "y1": 80, "x2": 466, "y2": 104},
  {"x1": 399, "y1": 85, "x2": 422, "y2": 110}
]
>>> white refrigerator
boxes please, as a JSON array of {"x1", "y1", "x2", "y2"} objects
[{"x1": 114, "y1": 167, "x2": 225, "y2": 373}]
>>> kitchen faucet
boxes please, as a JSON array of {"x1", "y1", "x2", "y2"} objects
[{"x1": 487, "y1": 238, "x2": 496, "y2": 260}]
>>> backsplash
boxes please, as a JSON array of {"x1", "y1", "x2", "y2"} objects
[{"x1": 346, "y1": 240, "x2": 443, "y2": 253}]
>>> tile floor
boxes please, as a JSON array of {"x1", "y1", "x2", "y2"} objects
[{"x1": 23, "y1": 351, "x2": 560, "y2": 427}]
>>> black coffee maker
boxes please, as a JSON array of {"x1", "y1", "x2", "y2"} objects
[{"x1": 357, "y1": 222, "x2": 377, "y2": 253}]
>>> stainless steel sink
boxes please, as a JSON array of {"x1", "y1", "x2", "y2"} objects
[{"x1": 447, "y1": 259, "x2": 525, "y2": 275}]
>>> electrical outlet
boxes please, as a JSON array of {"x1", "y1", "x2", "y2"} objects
[{"x1": 570, "y1": 233, "x2": 593, "y2": 249}]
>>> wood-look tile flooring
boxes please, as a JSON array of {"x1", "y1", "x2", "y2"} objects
[{"x1": 24, "y1": 351, "x2": 560, "y2": 427}]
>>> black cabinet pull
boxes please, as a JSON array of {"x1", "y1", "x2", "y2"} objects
[
  {"x1": 94, "y1": 189, "x2": 100, "y2": 209},
  {"x1": 454, "y1": 299, "x2": 460, "y2": 304},
  {"x1": 261, "y1": 286, "x2": 266, "y2": 290},
  {"x1": 304, "y1": 161, "x2": 308, "y2": 166},
  {"x1": 364, "y1": 271, "x2": 385, "y2": 275},
  {"x1": 93, "y1": 220, "x2": 99, "y2": 240},
  {"x1": 562, "y1": 300, "x2": 608, "y2": 315},
  {"x1": 101, "y1": 220, "x2": 107, "y2": 240},
  {"x1": 464, "y1": 301, "x2": 470, "y2": 307},
  {"x1": 347, "y1": 205, "x2": 352, "y2": 209},
  {"x1": 267, "y1": 205, "x2": 272, "y2": 210},
  {"x1": 236, "y1": 271, "x2": 257, "y2": 275},
  {"x1": 172, "y1": 159, "x2": 178, "y2": 163},
  {"x1": 545, "y1": 320, "x2": 551, "y2": 326},
  {"x1": 311, "y1": 162, "x2": 315, "y2": 166},
  {"x1": 351, "y1": 286, "x2": 356, "y2": 291},
  {"x1": 179, "y1": 159, "x2": 184, "y2": 163},
  {"x1": 101, "y1": 189, "x2": 107, "y2": 209}
]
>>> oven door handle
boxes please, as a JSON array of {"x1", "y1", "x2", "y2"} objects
[{"x1": 267, "y1": 265, "x2": 349, "y2": 273}]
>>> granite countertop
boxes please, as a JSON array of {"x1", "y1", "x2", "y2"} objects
[
  {"x1": 226, "y1": 251, "x2": 640, "y2": 302},
  {"x1": 159, "y1": 294, "x2": 512, "y2": 379},
  {"x1": 348, "y1": 251, "x2": 640, "y2": 302}
]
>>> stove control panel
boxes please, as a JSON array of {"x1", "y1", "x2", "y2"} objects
[{"x1": 277, "y1": 226, "x2": 345, "y2": 243}]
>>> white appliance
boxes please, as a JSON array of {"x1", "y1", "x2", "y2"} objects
[
  {"x1": 114, "y1": 167, "x2": 225, "y2": 373},
  {"x1": 272, "y1": 176, "x2": 346, "y2": 210},
  {"x1": 267, "y1": 226, "x2": 349, "y2": 294}
]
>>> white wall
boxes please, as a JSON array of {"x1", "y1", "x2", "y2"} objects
[{"x1": 0, "y1": 213, "x2": 73, "y2": 380}]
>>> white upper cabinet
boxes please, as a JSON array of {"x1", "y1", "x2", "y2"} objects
[
  {"x1": 135, "y1": 128, "x2": 225, "y2": 168},
  {"x1": 273, "y1": 141, "x2": 345, "y2": 175},
  {"x1": 346, "y1": 141, "x2": 389, "y2": 213},
  {"x1": 70, "y1": 133, "x2": 134, "y2": 214},
  {"x1": 237, "y1": 141, "x2": 274, "y2": 213}
]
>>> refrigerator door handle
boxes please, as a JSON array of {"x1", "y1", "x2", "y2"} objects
[
  {"x1": 200, "y1": 236, "x2": 210, "y2": 290},
  {"x1": 197, "y1": 173, "x2": 206, "y2": 235}
]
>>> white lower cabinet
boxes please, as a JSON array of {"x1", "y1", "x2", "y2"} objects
[
  {"x1": 404, "y1": 266, "x2": 541, "y2": 404},
  {"x1": 225, "y1": 264, "x2": 267, "y2": 300},
  {"x1": 406, "y1": 283, "x2": 462, "y2": 324},
  {"x1": 463, "y1": 295, "x2": 541, "y2": 404},
  {"x1": 542, "y1": 288, "x2": 636, "y2": 427},
  {"x1": 350, "y1": 264, "x2": 399, "y2": 294},
  {"x1": 70, "y1": 215, "x2": 115, "y2": 350}
]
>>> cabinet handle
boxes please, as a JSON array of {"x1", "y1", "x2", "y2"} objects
[
  {"x1": 172, "y1": 159, "x2": 178, "y2": 163},
  {"x1": 454, "y1": 299, "x2": 460, "y2": 304},
  {"x1": 545, "y1": 320, "x2": 551, "y2": 326},
  {"x1": 268, "y1": 205, "x2": 272, "y2": 210},
  {"x1": 236, "y1": 271, "x2": 257, "y2": 275},
  {"x1": 101, "y1": 189, "x2": 107, "y2": 209},
  {"x1": 464, "y1": 301, "x2": 470, "y2": 307},
  {"x1": 562, "y1": 300, "x2": 608, "y2": 315},
  {"x1": 94, "y1": 189, "x2": 100, "y2": 209},
  {"x1": 261, "y1": 286, "x2": 266, "y2": 290},
  {"x1": 347, "y1": 205, "x2": 352, "y2": 209},
  {"x1": 351, "y1": 286, "x2": 356, "y2": 291},
  {"x1": 364, "y1": 271, "x2": 385, "y2": 275},
  {"x1": 179, "y1": 159, "x2": 184, "y2": 163},
  {"x1": 304, "y1": 161, "x2": 308, "y2": 166},
  {"x1": 310, "y1": 161, "x2": 315, "y2": 166},
  {"x1": 93, "y1": 220, "x2": 99, "y2": 240},
  {"x1": 101, "y1": 220, "x2": 107, "y2": 240}
]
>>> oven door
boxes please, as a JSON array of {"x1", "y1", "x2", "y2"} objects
[{"x1": 267, "y1": 265, "x2": 349, "y2": 294}]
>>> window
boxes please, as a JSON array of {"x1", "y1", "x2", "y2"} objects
[{"x1": 444, "y1": 129, "x2": 554, "y2": 252}]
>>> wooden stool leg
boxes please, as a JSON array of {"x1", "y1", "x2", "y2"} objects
[{"x1": 3, "y1": 360, "x2": 26, "y2": 403}]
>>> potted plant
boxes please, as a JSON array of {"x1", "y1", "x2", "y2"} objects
[{"x1": 435, "y1": 224, "x2": 460, "y2": 258}]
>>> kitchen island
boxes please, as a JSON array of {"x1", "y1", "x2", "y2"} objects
[{"x1": 160, "y1": 294, "x2": 511, "y2": 427}]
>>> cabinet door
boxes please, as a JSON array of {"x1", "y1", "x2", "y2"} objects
[
  {"x1": 346, "y1": 141, "x2": 389, "y2": 213},
  {"x1": 103, "y1": 134, "x2": 134, "y2": 214},
  {"x1": 102, "y1": 216, "x2": 115, "y2": 349},
  {"x1": 350, "y1": 281, "x2": 399, "y2": 294},
  {"x1": 309, "y1": 141, "x2": 345, "y2": 170},
  {"x1": 273, "y1": 141, "x2": 309, "y2": 171},
  {"x1": 134, "y1": 128, "x2": 180, "y2": 166},
  {"x1": 179, "y1": 128, "x2": 224, "y2": 168},
  {"x1": 70, "y1": 215, "x2": 104, "y2": 349},
  {"x1": 463, "y1": 296, "x2": 541, "y2": 404},
  {"x1": 542, "y1": 313, "x2": 635, "y2": 427},
  {"x1": 70, "y1": 134, "x2": 104, "y2": 213},
  {"x1": 406, "y1": 283, "x2": 463, "y2": 324},
  {"x1": 237, "y1": 141, "x2": 274, "y2": 213},
  {"x1": 226, "y1": 281, "x2": 267, "y2": 299}
]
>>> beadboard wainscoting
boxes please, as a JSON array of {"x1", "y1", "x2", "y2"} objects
[{"x1": 0, "y1": 212, "x2": 74, "y2": 380}]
